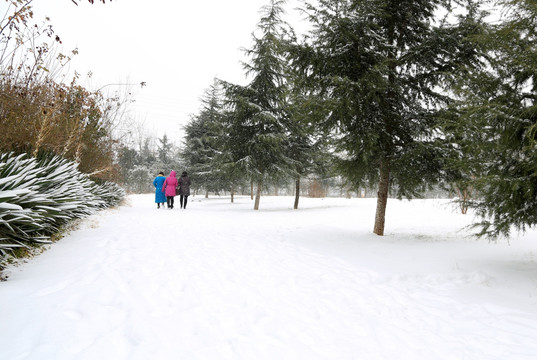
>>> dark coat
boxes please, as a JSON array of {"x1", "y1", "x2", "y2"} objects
[{"x1": 178, "y1": 175, "x2": 191, "y2": 196}]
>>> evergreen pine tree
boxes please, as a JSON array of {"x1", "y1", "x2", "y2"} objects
[
  {"x1": 118, "y1": 146, "x2": 140, "y2": 183},
  {"x1": 285, "y1": 77, "x2": 334, "y2": 209},
  {"x1": 297, "y1": 0, "x2": 486, "y2": 234},
  {"x1": 157, "y1": 134, "x2": 172, "y2": 165},
  {"x1": 448, "y1": 0, "x2": 537, "y2": 237},
  {"x1": 182, "y1": 81, "x2": 230, "y2": 197},
  {"x1": 222, "y1": 0, "x2": 295, "y2": 210}
]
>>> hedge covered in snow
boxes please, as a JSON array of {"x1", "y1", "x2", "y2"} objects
[{"x1": 0, "y1": 153, "x2": 125, "y2": 270}]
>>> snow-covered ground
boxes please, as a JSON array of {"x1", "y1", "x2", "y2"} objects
[{"x1": 1, "y1": 194, "x2": 537, "y2": 360}]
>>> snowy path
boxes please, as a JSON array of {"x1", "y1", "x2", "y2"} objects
[{"x1": 1, "y1": 195, "x2": 537, "y2": 359}]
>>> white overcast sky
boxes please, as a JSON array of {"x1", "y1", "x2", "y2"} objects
[{"x1": 30, "y1": 0, "x2": 308, "y2": 143}]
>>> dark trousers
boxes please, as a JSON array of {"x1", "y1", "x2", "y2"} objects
[
  {"x1": 167, "y1": 196, "x2": 174, "y2": 208},
  {"x1": 180, "y1": 195, "x2": 189, "y2": 208}
]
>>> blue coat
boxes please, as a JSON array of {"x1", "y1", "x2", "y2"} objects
[{"x1": 153, "y1": 175, "x2": 166, "y2": 203}]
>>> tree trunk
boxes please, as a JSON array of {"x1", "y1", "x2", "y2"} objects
[
  {"x1": 231, "y1": 187, "x2": 234, "y2": 203},
  {"x1": 205, "y1": 190, "x2": 209, "y2": 199},
  {"x1": 456, "y1": 187, "x2": 472, "y2": 215},
  {"x1": 294, "y1": 177, "x2": 300, "y2": 209},
  {"x1": 254, "y1": 180, "x2": 262, "y2": 210},
  {"x1": 250, "y1": 180, "x2": 254, "y2": 200},
  {"x1": 373, "y1": 160, "x2": 390, "y2": 236}
]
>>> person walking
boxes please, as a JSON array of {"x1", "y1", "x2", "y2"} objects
[
  {"x1": 162, "y1": 170, "x2": 178, "y2": 209},
  {"x1": 178, "y1": 171, "x2": 192, "y2": 209},
  {"x1": 152, "y1": 171, "x2": 166, "y2": 209}
]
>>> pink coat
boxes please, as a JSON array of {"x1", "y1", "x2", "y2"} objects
[{"x1": 162, "y1": 171, "x2": 178, "y2": 196}]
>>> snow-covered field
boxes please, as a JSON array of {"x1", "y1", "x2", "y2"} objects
[{"x1": 1, "y1": 194, "x2": 537, "y2": 360}]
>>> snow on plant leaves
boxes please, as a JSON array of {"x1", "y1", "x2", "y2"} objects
[
  {"x1": 0, "y1": 203, "x2": 23, "y2": 210},
  {"x1": 0, "y1": 152, "x2": 125, "y2": 269}
]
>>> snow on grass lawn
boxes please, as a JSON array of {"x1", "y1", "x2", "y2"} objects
[{"x1": 1, "y1": 194, "x2": 537, "y2": 359}]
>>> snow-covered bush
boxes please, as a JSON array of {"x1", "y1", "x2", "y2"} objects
[
  {"x1": 0, "y1": 153, "x2": 126, "y2": 270},
  {"x1": 127, "y1": 166, "x2": 153, "y2": 194},
  {"x1": 92, "y1": 181, "x2": 126, "y2": 208}
]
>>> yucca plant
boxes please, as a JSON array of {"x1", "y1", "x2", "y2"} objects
[
  {"x1": 92, "y1": 182, "x2": 126, "y2": 207},
  {"x1": 0, "y1": 152, "x2": 126, "y2": 271}
]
